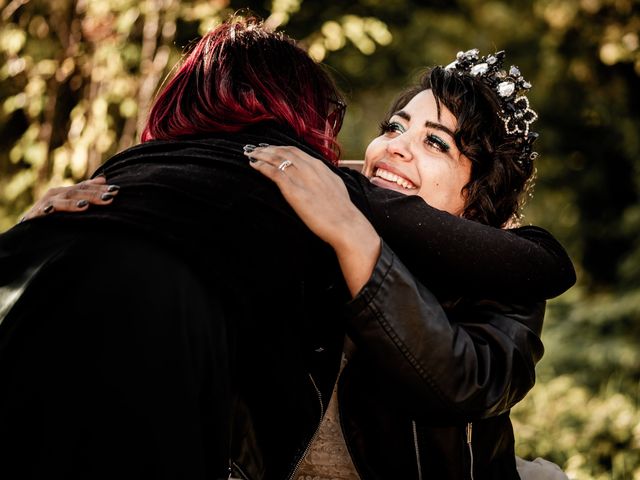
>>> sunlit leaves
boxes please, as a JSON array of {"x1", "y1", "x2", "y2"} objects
[
  {"x1": 600, "y1": 29, "x2": 640, "y2": 73},
  {"x1": 4, "y1": 169, "x2": 36, "y2": 202},
  {"x1": 307, "y1": 15, "x2": 392, "y2": 61},
  {"x1": 513, "y1": 373, "x2": 640, "y2": 479},
  {"x1": 534, "y1": 0, "x2": 640, "y2": 73},
  {"x1": 0, "y1": 24, "x2": 26, "y2": 55},
  {"x1": 0, "y1": 0, "x2": 218, "y2": 229},
  {"x1": 267, "y1": 0, "x2": 302, "y2": 28}
]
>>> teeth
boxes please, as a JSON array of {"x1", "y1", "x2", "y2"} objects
[{"x1": 374, "y1": 168, "x2": 417, "y2": 190}]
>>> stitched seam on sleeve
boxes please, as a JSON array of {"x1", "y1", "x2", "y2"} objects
[
  {"x1": 363, "y1": 303, "x2": 465, "y2": 414},
  {"x1": 353, "y1": 246, "x2": 395, "y2": 309}
]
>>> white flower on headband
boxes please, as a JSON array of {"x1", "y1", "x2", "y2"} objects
[
  {"x1": 470, "y1": 63, "x2": 489, "y2": 76},
  {"x1": 497, "y1": 81, "x2": 516, "y2": 97}
]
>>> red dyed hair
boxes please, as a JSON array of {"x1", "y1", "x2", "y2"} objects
[{"x1": 141, "y1": 16, "x2": 343, "y2": 164}]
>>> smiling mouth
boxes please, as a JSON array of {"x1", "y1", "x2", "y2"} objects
[{"x1": 373, "y1": 168, "x2": 418, "y2": 190}]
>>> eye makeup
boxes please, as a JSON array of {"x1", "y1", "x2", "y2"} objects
[
  {"x1": 379, "y1": 120, "x2": 406, "y2": 134},
  {"x1": 379, "y1": 118, "x2": 452, "y2": 154},
  {"x1": 426, "y1": 133, "x2": 450, "y2": 152}
]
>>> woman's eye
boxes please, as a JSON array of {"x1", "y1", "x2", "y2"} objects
[
  {"x1": 425, "y1": 134, "x2": 450, "y2": 152},
  {"x1": 379, "y1": 121, "x2": 405, "y2": 135}
]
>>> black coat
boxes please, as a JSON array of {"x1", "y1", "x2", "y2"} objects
[
  {"x1": 0, "y1": 125, "x2": 574, "y2": 479},
  {"x1": 337, "y1": 244, "x2": 546, "y2": 480}
]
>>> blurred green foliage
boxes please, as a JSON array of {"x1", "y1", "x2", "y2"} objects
[{"x1": 1, "y1": 0, "x2": 639, "y2": 477}]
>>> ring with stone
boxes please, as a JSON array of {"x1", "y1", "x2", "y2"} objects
[{"x1": 278, "y1": 159, "x2": 293, "y2": 172}]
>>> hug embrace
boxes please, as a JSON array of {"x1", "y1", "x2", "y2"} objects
[{"x1": 0, "y1": 16, "x2": 575, "y2": 480}]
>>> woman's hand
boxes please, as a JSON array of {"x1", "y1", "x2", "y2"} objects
[
  {"x1": 245, "y1": 144, "x2": 381, "y2": 296},
  {"x1": 20, "y1": 176, "x2": 119, "y2": 222}
]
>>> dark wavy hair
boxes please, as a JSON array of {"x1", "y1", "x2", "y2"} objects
[
  {"x1": 387, "y1": 66, "x2": 536, "y2": 227},
  {"x1": 142, "y1": 16, "x2": 343, "y2": 164}
]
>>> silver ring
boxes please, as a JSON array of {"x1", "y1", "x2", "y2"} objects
[{"x1": 278, "y1": 159, "x2": 293, "y2": 172}]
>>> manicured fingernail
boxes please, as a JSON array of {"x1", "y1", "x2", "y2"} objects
[
  {"x1": 77, "y1": 200, "x2": 89, "y2": 208},
  {"x1": 258, "y1": 143, "x2": 270, "y2": 147},
  {"x1": 107, "y1": 185, "x2": 120, "y2": 193},
  {"x1": 43, "y1": 205, "x2": 54, "y2": 214},
  {"x1": 101, "y1": 193, "x2": 114, "y2": 201},
  {"x1": 243, "y1": 144, "x2": 256, "y2": 153}
]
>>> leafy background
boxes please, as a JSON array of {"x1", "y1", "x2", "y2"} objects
[{"x1": 1, "y1": 0, "x2": 638, "y2": 478}]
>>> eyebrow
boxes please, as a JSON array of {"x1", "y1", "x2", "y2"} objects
[{"x1": 393, "y1": 110, "x2": 456, "y2": 139}]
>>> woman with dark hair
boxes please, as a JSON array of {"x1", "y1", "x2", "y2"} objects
[
  {"x1": 245, "y1": 50, "x2": 569, "y2": 479},
  {"x1": 2, "y1": 18, "x2": 571, "y2": 480}
]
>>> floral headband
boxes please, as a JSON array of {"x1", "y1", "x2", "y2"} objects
[{"x1": 445, "y1": 49, "x2": 539, "y2": 167}]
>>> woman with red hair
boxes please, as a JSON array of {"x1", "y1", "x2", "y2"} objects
[{"x1": 1, "y1": 18, "x2": 572, "y2": 480}]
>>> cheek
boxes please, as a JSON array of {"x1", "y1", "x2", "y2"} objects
[
  {"x1": 363, "y1": 138, "x2": 384, "y2": 176},
  {"x1": 416, "y1": 163, "x2": 469, "y2": 211}
]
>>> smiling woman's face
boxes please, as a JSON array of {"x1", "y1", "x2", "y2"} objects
[{"x1": 363, "y1": 89, "x2": 472, "y2": 216}]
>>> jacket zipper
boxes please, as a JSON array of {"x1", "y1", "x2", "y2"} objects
[
  {"x1": 228, "y1": 460, "x2": 249, "y2": 480},
  {"x1": 286, "y1": 373, "x2": 325, "y2": 480},
  {"x1": 466, "y1": 422, "x2": 474, "y2": 480},
  {"x1": 412, "y1": 420, "x2": 423, "y2": 480}
]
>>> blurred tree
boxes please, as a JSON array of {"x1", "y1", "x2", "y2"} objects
[
  {"x1": 1, "y1": 0, "x2": 639, "y2": 477},
  {"x1": 0, "y1": 0, "x2": 193, "y2": 226}
]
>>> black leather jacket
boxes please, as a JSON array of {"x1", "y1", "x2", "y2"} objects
[{"x1": 230, "y1": 242, "x2": 545, "y2": 480}]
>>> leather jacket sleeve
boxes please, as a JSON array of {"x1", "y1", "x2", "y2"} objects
[{"x1": 344, "y1": 241, "x2": 545, "y2": 421}]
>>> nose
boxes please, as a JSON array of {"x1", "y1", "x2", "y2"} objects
[{"x1": 386, "y1": 134, "x2": 412, "y2": 161}]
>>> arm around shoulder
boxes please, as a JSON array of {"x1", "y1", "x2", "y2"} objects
[{"x1": 359, "y1": 189, "x2": 576, "y2": 300}]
